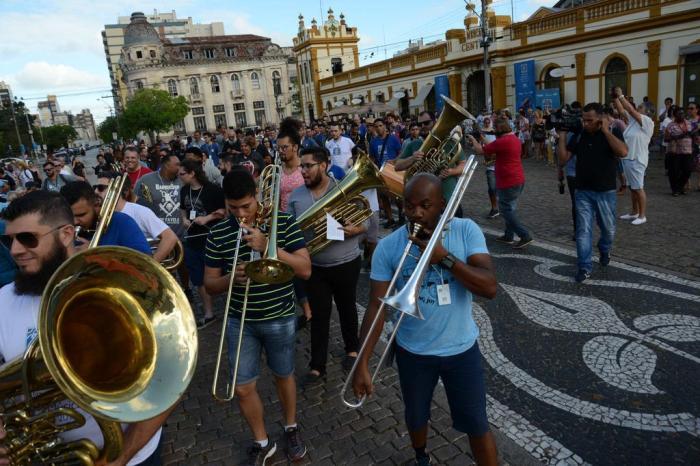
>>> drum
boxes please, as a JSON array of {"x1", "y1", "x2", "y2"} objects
[{"x1": 379, "y1": 161, "x2": 404, "y2": 198}]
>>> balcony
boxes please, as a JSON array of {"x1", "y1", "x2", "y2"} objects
[
  {"x1": 188, "y1": 93, "x2": 203, "y2": 103},
  {"x1": 230, "y1": 90, "x2": 244, "y2": 99}
]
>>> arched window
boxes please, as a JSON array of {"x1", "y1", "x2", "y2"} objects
[
  {"x1": 251, "y1": 72, "x2": 260, "y2": 90},
  {"x1": 604, "y1": 56, "x2": 629, "y2": 101},
  {"x1": 326, "y1": 101, "x2": 332, "y2": 111},
  {"x1": 542, "y1": 65, "x2": 564, "y2": 103},
  {"x1": 210, "y1": 75, "x2": 220, "y2": 93},
  {"x1": 272, "y1": 71, "x2": 282, "y2": 96},
  {"x1": 304, "y1": 63, "x2": 310, "y2": 85},
  {"x1": 167, "y1": 79, "x2": 178, "y2": 96},
  {"x1": 189, "y1": 77, "x2": 199, "y2": 96},
  {"x1": 231, "y1": 74, "x2": 241, "y2": 91}
]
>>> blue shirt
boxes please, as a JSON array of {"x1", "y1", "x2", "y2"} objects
[
  {"x1": 369, "y1": 134, "x2": 402, "y2": 167},
  {"x1": 328, "y1": 165, "x2": 345, "y2": 180},
  {"x1": 98, "y1": 212, "x2": 152, "y2": 255},
  {"x1": 370, "y1": 218, "x2": 489, "y2": 356},
  {"x1": 202, "y1": 143, "x2": 221, "y2": 166},
  {"x1": 0, "y1": 221, "x2": 17, "y2": 287},
  {"x1": 301, "y1": 137, "x2": 318, "y2": 150}
]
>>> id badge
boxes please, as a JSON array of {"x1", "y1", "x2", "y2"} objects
[
  {"x1": 189, "y1": 210, "x2": 197, "y2": 220},
  {"x1": 437, "y1": 284, "x2": 451, "y2": 306}
]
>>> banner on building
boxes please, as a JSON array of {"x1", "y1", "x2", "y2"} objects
[
  {"x1": 535, "y1": 89, "x2": 561, "y2": 112},
  {"x1": 434, "y1": 75, "x2": 450, "y2": 113},
  {"x1": 514, "y1": 60, "x2": 536, "y2": 111}
]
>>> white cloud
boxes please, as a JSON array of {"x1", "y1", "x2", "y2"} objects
[
  {"x1": 200, "y1": 10, "x2": 293, "y2": 46},
  {"x1": 12, "y1": 62, "x2": 109, "y2": 92}
]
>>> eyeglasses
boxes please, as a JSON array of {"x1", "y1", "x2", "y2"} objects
[
  {"x1": 419, "y1": 121, "x2": 432, "y2": 127},
  {"x1": 278, "y1": 144, "x2": 293, "y2": 152},
  {"x1": 93, "y1": 184, "x2": 109, "y2": 192},
  {"x1": 1, "y1": 224, "x2": 69, "y2": 250},
  {"x1": 300, "y1": 162, "x2": 320, "y2": 171}
]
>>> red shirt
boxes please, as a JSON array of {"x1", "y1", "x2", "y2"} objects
[
  {"x1": 126, "y1": 166, "x2": 152, "y2": 186},
  {"x1": 483, "y1": 133, "x2": 525, "y2": 189}
]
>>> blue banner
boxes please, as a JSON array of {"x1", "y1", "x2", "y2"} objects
[
  {"x1": 535, "y1": 89, "x2": 561, "y2": 112},
  {"x1": 434, "y1": 75, "x2": 450, "y2": 113},
  {"x1": 514, "y1": 60, "x2": 536, "y2": 111}
]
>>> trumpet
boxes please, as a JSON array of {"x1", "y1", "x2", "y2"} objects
[{"x1": 340, "y1": 155, "x2": 478, "y2": 408}]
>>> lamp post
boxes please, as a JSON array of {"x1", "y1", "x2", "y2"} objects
[
  {"x1": 7, "y1": 91, "x2": 22, "y2": 156},
  {"x1": 16, "y1": 97, "x2": 38, "y2": 160},
  {"x1": 466, "y1": 0, "x2": 493, "y2": 113}
]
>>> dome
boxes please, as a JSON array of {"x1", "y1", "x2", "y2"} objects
[{"x1": 123, "y1": 12, "x2": 160, "y2": 48}]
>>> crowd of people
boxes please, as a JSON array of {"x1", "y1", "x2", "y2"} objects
[{"x1": 0, "y1": 87, "x2": 696, "y2": 465}]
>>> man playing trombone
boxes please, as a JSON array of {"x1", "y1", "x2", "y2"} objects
[
  {"x1": 203, "y1": 169, "x2": 311, "y2": 465},
  {"x1": 352, "y1": 173, "x2": 499, "y2": 466}
]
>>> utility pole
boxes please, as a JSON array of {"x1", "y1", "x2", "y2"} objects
[
  {"x1": 480, "y1": 0, "x2": 492, "y2": 113},
  {"x1": 8, "y1": 92, "x2": 22, "y2": 156}
]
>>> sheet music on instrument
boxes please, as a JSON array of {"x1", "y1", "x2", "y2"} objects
[{"x1": 326, "y1": 213, "x2": 345, "y2": 241}]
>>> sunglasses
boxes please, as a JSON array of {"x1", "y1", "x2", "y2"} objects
[
  {"x1": 419, "y1": 121, "x2": 432, "y2": 126},
  {"x1": 300, "y1": 162, "x2": 320, "y2": 171},
  {"x1": 93, "y1": 184, "x2": 109, "y2": 192},
  {"x1": 1, "y1": 224, "x2": 69, "y2": 250}
]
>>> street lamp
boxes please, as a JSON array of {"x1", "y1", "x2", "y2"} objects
[
  {"x1": 15, "y1": 97, "x2": 38, "y2": 160},
  {"x1": 466, "y1": 0, "x2": 493, "y2": 113},
  {"x1": 7, "y1": 91, "x2": 22, "y2": 156}
]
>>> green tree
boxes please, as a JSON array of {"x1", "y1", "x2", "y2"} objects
[
  {"x1": 42, "y1": 125, "x2": 78, "y2": 151},
  {"x1": 0, "y1": 101, "x2": 35, "y2": 154},
  {"x1": 119, "y1": 88, "x2": 188, "y2": 141},
  {"x1": 97, "y1": 116, "x2": 120, "y2": 143}
]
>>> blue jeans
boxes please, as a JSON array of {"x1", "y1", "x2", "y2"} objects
[
  {"x1": 575, "y1": 190, "x2": 616, "y2": 272},
  {"x1": 496, "y1": 184, "x2": 530, "y2": 241}
]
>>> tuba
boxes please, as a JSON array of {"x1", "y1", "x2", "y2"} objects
[
  {"x1": 296, "y1": 151, "x2": 385, "y2": 255},
  {"x1": 0, "y1": 175, "x2": 198, "y2": 465},
  {"x1": 404, "y1": 95, "x2": 475, "y2": 181}
]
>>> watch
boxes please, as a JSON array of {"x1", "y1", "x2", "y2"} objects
[{"x1": 440, "y1": 253, "x2": 458, "y2": 270}]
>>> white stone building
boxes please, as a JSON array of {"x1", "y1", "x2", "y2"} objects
[{"x1": 118, "y1": 12, "x2": 297, "y2": 135}]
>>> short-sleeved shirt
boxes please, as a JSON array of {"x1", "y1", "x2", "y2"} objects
[
  {"x1": 205, "y1": 213, "x2": 305, "y2": 321},
  {"x1": 483, "y1": 133, "x2": 525, "y2": 190},
  {"x1": 98, "y1": 211, "x2": 152, "y2": 255},
  {"x1": 399, "y1": 139, "x2": 466, "y2": 199},
  {"x1": 568, "y1": 128, "x2": 624, "y2": 192},
  {"x1": 126, "y1": 166, "x2": 152, "y2": 186},
  {"x1": 120, "y1": 202, "x2": 169, "y2": 241},
  {"x1": 325, "y1": 136, "x2": 355, "y2": 169},
  {"x1": 369, "y1": 134, "x2": 402, "y2": 167},
  {"x1": 232, "y1": 153, "x2": 264, "y2": 177},
  {"x1": 134, "y1": 172, "x2": 184, "y2": 237},
  {"x1": 179, "y1": 183, "x2": 225, "y2": 249},
  {"x1": 370, "y1": 218, "x2": 489, "y2": 356},
  {"x1": 623, "y1": 112, "x2": 654, "y2": 165}
]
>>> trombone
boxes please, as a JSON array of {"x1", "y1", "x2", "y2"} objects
[{"x1": 340, "y1": 155, "x2": 478, "y2": 408}]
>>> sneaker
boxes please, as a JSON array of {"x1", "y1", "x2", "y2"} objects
[
  {"x1": 631, "y1": 217, "x2": 647, "y2": 225},
  {"x1": 495, "y1": 235, "x2": 515, "y2": 245},
  {"x1": 415, "y1": 454, "x2": 434, "y2": 466},
  {"x1": 619, "y1": 213, "x2": 638, "y2": 220},
  {"x1": 342, "y1": 354, "x2": 357, "y2": 371},
  {"x1": 487, "y1": 209, "x2": 500, "y2": 219},
  {"x1": 244, "y1": 441, "x2": 277, "y2": 466},
  {"x1": 575, "y1": 269, "x2": 591, "y2": 283},
  {"x1": 284, "y1": 426, "x2": 307, "y2": 461},
  {"x1": 196, "y1": 316, "x2": 217, "y2": 329},
  {"x1": 513, "y1": 237, "x2": 533, "y2": 249},
  {"x1": 600, "y1": 252, "x2": 610, "y2": 267},
  {"x1": 301, "y1": 370, "x2": 325, "y2": 388}
]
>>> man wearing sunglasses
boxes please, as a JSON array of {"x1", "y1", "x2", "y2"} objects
[
  {"x1": 0, "y1": 190, "x2": 172, "y2": 466},
  {"x1": 60, "y1": 181, "x2": 151, "y2": 255},
  {"x1": 40, "y1": 161, "x2": 75, "y2": 193}
]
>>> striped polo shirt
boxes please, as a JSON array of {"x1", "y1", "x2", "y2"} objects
[{"x1": 205, "y1": 213, "x2": 305, "y2": 321}]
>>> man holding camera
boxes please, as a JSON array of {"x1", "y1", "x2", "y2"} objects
[{"x1": 557, "y1": 102, "x2": 628, "y2": 283}]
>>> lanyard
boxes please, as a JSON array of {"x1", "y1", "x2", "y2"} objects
[{"x1": 189, "y1": 185, "x2": 203, "y2": 212}]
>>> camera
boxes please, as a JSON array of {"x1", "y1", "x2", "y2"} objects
[{"x1": 545, "y1": 104, "x2": 582, "y2": 133}]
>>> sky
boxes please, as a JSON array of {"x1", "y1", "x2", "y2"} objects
[{"x1": 0, "y1": 0, "x2": 551, "y2": 125}]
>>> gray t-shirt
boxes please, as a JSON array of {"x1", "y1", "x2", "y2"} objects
[
  {"x1": 134, "y1": 171, "x2": 185, "y2": 237},
  {"x1": 287, "y1": 179, "x2": 363, "y2": 267},
  {"x1": 42, "y1": 174, "x2": 76, "y2": 192}
]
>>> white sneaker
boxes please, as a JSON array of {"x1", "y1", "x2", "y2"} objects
[
  {"x1": 619, "y1": 213, "x2": 638, "y2": 220},
  {"x1": 631, "y1": 217, "x2": 647, "y2": 225}
]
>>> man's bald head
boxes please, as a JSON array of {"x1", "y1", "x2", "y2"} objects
[{"x1": 405, "y1": 173, "x2": 442, "y2": 199}]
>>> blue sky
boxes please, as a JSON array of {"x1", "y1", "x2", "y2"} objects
[{"x1": 0, "y1": 0, "x2": 549, "y2": 124}]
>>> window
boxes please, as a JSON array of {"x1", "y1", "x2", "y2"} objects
[
  {"x1": 234, "y1": 103, "x2": 247, "y2": 127},
  {"x1": 253, "y1": 101, "x2": 266, "y2": 126},
  {"x1": 225, "y1": 47, "x2": 237, "y2": 58},
  {"x1": 127, "y1": 52, "x2": 131, "y2": 60},
  {"x1": 214, "y1": 114, "x2": 227, "y2": 128},
  {"x1": 174, "y1": 120, "x2": 185, "y2": 133},
  {"x1": 213, "y1": 104, "x2": 225, "y2": 113},
  {"x1": 189, "y1": 77, "x2": 199, "y2": 96},
  {"x1": 210, "y1": 75, "x2": 220, "y2": 93},
  {"x1": 191, "y1": 107, "x2": 205, "y2": 115},
  {"x1": 136, "y1": 50, "x2": 143, "y2": 59},
  {"x1": 331, "y1": 58, "x2": 343, "y2": 75},
  {"x1": 304, "y1": 63, "x2": 310, "y2": 84},
  {"x1": 231, "y1": 74, "x2": 241, "y2": 91},
  {"x1": 204, "y1": 48, "x2": 215, "y2": 59},
  {"x1": 183, "y1": 50, "x2": 193, "y2": 60},
  {"x1": 193, "y1": 116, "x2": 207, "y2": 130},
  {"x1": 135, "y1": 80, "x2": 144, "y2": 90},
  {"x1": 167, "y1": 79, "x2": 178, "y2": 96},
  {"x1": 253, "y1": 101, "x2": 265, "y2": 109},
  {"x1": 604, "y1": 56, "x2": 628, "y2": 102},
  {"x1": 149, "y1": 50, "x2": 156, "y2": 58},
  {"x1": 251, "y1": 72, "x2": 260, "y2": 90},
  {"x1": 272, "y1": 71, "x2": 282, "y2": 96}
]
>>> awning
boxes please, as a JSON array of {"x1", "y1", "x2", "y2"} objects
[
  {"x1": 386, "y1": 95, "x2": 401, "y2": 109},
  {"x1": 409, "y1": 83, "x2": 434, "y2": 108},
  {"x1": 679, "y1": 44, "x2": 700, "y2": 56}
]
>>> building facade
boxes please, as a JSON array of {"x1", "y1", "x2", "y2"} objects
[
  {"x1": 118, "y1": 12, "x2": 297, "y2": 135},
  {"x1": 314, "y1": 0, "x2": 700, "y2": 118},
  {"x1": 73, "y1": 109, "x2": 97, "y2": 141},
  {"x1": 103, "y1": 10, "x2": 225, "y2": 112},
  {"x1": 0, "y1": 82, "x2": 11, "y2": 109}
]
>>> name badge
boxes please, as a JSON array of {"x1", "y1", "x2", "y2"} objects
[
  {"x1": 437, "y1": 284, "x2": 451, "y2": 306},
  {"x1": 189, "y1": 210, "x2": 197, "y2": 220}
]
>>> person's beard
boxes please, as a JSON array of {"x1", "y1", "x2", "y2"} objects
[
  {"x1": 305, "y1": 170, "x2": 323, "y2": 188},
  {"x1": 14, "y1": 239, "x2": 68, "y2": 296}
]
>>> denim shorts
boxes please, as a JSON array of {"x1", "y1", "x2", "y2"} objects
[
  {"x1": 396, "y1": 343, "x2": 490, "y2": 436},
  {"x1": 485, "y1": 169, "x2": 496, "y2": 196},
  {"x1": 183, "y1": 244, "x2": 205, "y2": 287},
  {"x1": 226, "y1": 315, "x2": 296, "y2": 385}
]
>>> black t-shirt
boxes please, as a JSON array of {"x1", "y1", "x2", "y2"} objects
[
  {"x1": 232, "y1": 153, "x2": 265, "y2": 177},
  {"x1": 179, "y1": 182, "x2": 225, "y2": 249},
  {"x1": 223, "y1": 139, "x2": 241, "y2": 154},
  {"x1": 568, "y1": 128, "x2": 624, "y2": 192}
]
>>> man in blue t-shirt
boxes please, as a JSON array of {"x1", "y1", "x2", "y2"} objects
[
  {"x1": 60, "y1": 181, "x2": 151, "y2": 254},
  {"x1": 352, "y1": 173, "x2": 499, "y2": 466},
  {"x1": 369, "y1": 118, "x2": 404, "y2": 227},
  {"x1": 201, "y1": 132, "x2": 221, "y2": 166}
]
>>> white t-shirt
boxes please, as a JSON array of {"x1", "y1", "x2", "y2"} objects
[
  {"x1": 0, "y1": 283, "x2": 161, "y2": 465},
  {"x1": 660, "y1": 117, "x2": 672, "y2": 148},
  {"x1": 361, "y1": 189, "x2": 380, "y2": 212},
  {"x1": 326, "y1": 137, "x2": 355, "y2": 169},
  {"x1": 623, "y1": 112, "x2": 654, "y2": 166},
  {"x1": 120, "y1": 202, "x2": 169, "y2": 240}
]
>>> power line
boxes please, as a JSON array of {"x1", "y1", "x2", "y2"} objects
[{"x1": 18, "y1": 88, "x2": 112, "y2": 101}]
